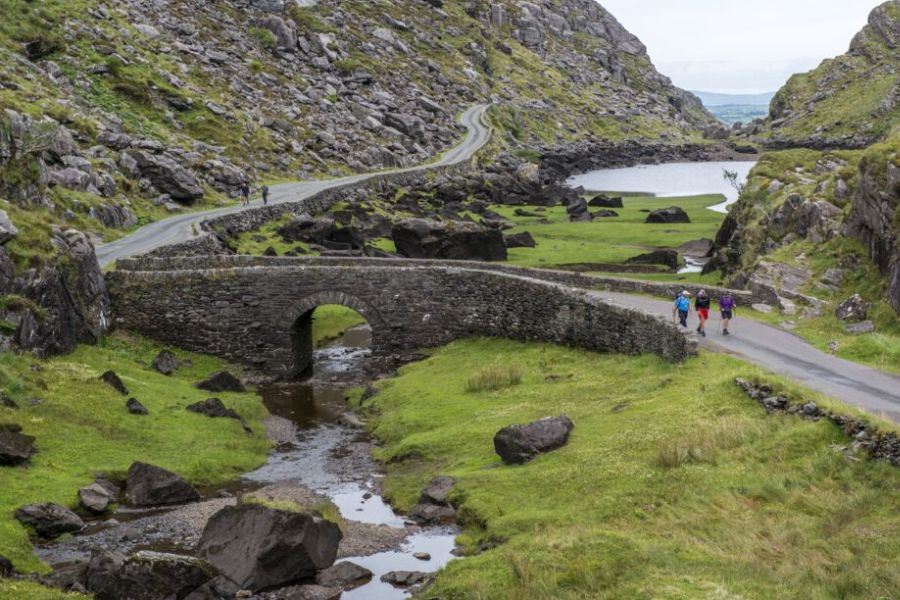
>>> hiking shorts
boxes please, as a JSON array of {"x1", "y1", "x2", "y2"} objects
[
  {"x1": 697, "y1": 308, "x2": 710, "y2": 320},
  {"x1": 721, "y1": 310, "x2": 733, "y2": 320}
]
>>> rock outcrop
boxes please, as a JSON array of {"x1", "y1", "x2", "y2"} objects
[{"x1": 392, "y1": 218, "x2": 507, "y2": 261}]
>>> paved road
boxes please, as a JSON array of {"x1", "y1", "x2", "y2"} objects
[
  {"x1": 601, "y1": 291, "x2": 900, "y2": 422},
  {"x1": 96, "y1": 104, "x2": 492, "y2": 267}
]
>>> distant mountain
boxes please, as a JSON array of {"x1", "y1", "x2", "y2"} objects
[{"x1": 691, "y1": 90, "x2": 776, "y2": 107}]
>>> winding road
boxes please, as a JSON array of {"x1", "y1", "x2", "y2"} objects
[
  {"x1": 96, "y1": 104, "x2": 492, "y2": 267},
  {"x1": 97, "y1": 103, "x2": 900, "y2": 423}
]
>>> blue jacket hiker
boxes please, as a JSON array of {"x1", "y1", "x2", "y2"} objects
[{"x1": 673, "y1": 291, "x2": 691, "y2": 328}]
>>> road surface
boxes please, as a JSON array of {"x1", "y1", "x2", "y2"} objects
[
  {"x1": 601, "y1": 291, "x2": 900, "y2": 422},
  {"x1": 97, "y1": 104, "x2": 492, "y2": 267}
]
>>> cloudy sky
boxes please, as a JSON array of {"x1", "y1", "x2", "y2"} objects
[{"x1": 598, "y1": 0, "x2": 881, "y2": 94}]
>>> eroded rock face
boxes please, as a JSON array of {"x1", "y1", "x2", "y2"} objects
[
  {"x1": 197, "y1": 504, "x2": 342, "y2": 591},
  {"x1": 125, "y1": 462, "x2": 200, "y2": 507},
  {"x1": 494, "y1": 415, "x2": 575, "y2": 464},
  {"x1": 14, "y1": 503, "x2": 84, "y2": 538},
  {"x1": 392, "y1": 218, "x2": 507, "y2": 261}
]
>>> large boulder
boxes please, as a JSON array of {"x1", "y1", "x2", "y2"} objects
[
  {"x1": 0, "y1": 426, "x2": 34, "y2": 465},
  {"x1": 391, "y1": 218, "x2": 507, "y2": 261},
  {"x1": 645, "y1": 206, "x2": 690, "y2": 224},
  {"x1": 625, "y1": 249, "x2": 679, "y2": 270},
  {"x1": 84, "y1": 549, "x2": 215, "y2": 600},
  {"x1": 588, "y1": 195, "x2": 624, "y2": 208},
  {"x1": 125, "y1": 462, "x2": 200, "y2": 507},
  {"x1": 196, "y1": 370, "x2": 246, "y2": 393},
  {"x1": 128, "y1": 151, "x2": 204, "y2": 203},
  {"x1": 384, "y1": 113, "x2": 426, "y2": 141},
  {"x1": 277, "y1": 215, "x2": 336, "y2": 245},
  {"x1": 14, "y1": 503, "x2": 84, "y2": 538},
  {"x1": 197, "y1": 504, "x2": 342, "y2": 591},
  {"x1": 494, "y1": 415, "x2": 575, "y2": 465},
  {"x1": 256, "y1": 16, "x2": 297, "y2": 50},
  {"x1": 565, "y1": 198, "x2": 592, "y2": 222}
]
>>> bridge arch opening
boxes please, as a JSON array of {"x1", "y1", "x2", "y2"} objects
[{"x1": 289, "y1": 292, "x2": 382, "y2": 378}]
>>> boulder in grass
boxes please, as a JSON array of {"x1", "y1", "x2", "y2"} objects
[
  {"x1": 419, "y1": 476, "x2": 455, "y2": 506},
  {"x1": 78, "y1": 482, "x2": 116, "y2": 515},
  {"x1": 151, "y1": 351, "x2": 179, "y2": 376},
  {"x1": 493, "y1": 415, "x2": 575, "y2": 465},
  {"x1": 100, "y1": 370, "x2": 129, "y2": 396},
  {"x1": 197, "y1": 503, "x2": 342, "y2": 592},
  {"x1": 592, "y1": 209, "x2": 619, "y2": 218},
  {"x1": 0, "y1": 555, "x2": 13, "y2": 577},
  {"x1": 186, "y1": 398, "x2": 241, "y2": 420},
  {"x1": 15, "y1": 503, "x2": 84, "y2": 538},
  {"x1": 0, "y1": 426, "x2": 34, "y2": 465},
  {"x1": 835, "y1": 293, "x2": 868, "y2": 322},
  {"x1": 125, "y1": 462, "x2": 200, "y2": 507},
  {"x1": 126, "y1": 398, "x2": 148, "y2": 415},
  {"x1": 588, "y1": 195, "x2": 623, "y2": 208},
  {"x1": 196, "y1": 371, "x2": 245, "y2": 393},
  {"x1": 645, "y1": 206, "x2": 690, "y2": 224},
  {"x1": 625, "y1": 249, "x2": 680, "y2": 270},
  {"x1": 504, "y1": 231, "x2": 536, "y2": 248}
]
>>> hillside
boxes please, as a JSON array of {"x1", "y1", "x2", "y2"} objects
[
  {"x1": 0, "y1": 0, "x2": 717, "y2": 356},
  {"x1": 761, "y1": 1, "x2": 899, "y2": 148}
]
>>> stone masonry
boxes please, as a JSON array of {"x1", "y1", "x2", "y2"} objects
[{"x1": 108, "y1": 256, "x2": 696, "y2": 377}]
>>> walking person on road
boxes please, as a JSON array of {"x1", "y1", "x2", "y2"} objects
[
  {"x1": 719, "y1": 291, "x2": 736, "y2": 336},
  {"x1": 241, "y1": 183, "x2": 250, "y2": 207},
  {"x1": 695, "y1": 290, "x2": 711, "y2": 337},
  {"x1": 262, "y1": 185, "x2": 270, "y2": 206},
  {"x1": 673, "y1": 290, "x2": 691, "y2": 328}
]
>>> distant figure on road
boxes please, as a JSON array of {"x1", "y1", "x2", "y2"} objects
[
  {"x1": 719, "y1": 291, "x2": 736, "y2": 336},
  {"x1": 241, "y1": 183, "x2": 250, "y2": 206},
  {"x1": 262, "y1": 185, "x2": 269, "y2": 206},
  {"x1": 695, "y1": 289, "x2": 711, "y2": 337},
  {"x1": 673, "y1": 290, "x2": 691, "y2": 328}
]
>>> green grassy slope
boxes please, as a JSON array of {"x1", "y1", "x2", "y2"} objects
[
  {"x1": 0, "y1": 332, "x2": 270, "y2": 573},
  {"x1": 365, "y1": 338, "x2": 900, "y2": 600}
]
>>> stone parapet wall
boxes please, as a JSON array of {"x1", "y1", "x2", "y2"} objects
[{"x1": 108, "y1": 257, "x2": 696, "y2": 377}]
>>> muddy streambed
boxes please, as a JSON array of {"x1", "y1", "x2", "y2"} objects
[{"x1": 36, "y1": 326, "x2": 458, "y2": 598}]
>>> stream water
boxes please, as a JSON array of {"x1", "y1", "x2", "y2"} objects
[{"x1": 36, "y1": 325, "x2": 458, "y2": 599}]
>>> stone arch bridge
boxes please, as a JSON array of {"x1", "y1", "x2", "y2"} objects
[{"x1": 107, "y1": 256, "x2": 694, "y2": 377}]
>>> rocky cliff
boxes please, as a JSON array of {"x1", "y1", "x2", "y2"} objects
[{"x1": 0, "y1": 0, "x2": 718, "y2": 354}]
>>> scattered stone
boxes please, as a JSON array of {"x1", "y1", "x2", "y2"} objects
[
  {"x1": 316, "y1": 561, "x2": 373, "y2": 590},
  {"x1": 125, "y1": 462, "x2": 200, "y2": 507},
  {"x1": 100, "y1": 370, "x2": 129, "y2": 396},
  {"x1": 592, "y1": 209, "x2": 619, "y2": 218},
  {"x1": 0, "y1": 555, "x2": 13, "y2": 577},
  {"x1": 413, "y1": 552, "x2": 431, "y2": 561},
  {"x1": 625, "y1": 249, "x2": 679, "y2": 270},
  {"x1": 494, "y1": 415, "x2": 575, "y2": 465},
  {"x1": 751, "y1": 303, "x2": 773, "y2": 314},
  {"x1": 407, "y1": 502, "x2": 456, "y2": 525},
  {"x1": 588, "y1": 195, "x2": 623, "y2": 208},
  {"x1": 151, "y1": 350, "x2": 179, "y2": 376},
  {"x1": 186, "y1": 398, "x2": 241, "y2": 420},
  {"x1": 0, "y1": 392, "x2": 17, "y2": 409},
  {"x1": 126, "y1": 398, "x2": 148, "y2": 415},
  {"x1": 78, "y1": 482, "x2": 115, "y2": 514},
  {"x1": 197, "y1": 503, "x2": 342, "y2": 591},
  {"x1": 0, "y1": 427, "x2": 34, "y2": 465},
  {"x1": 835, "y1": 294, "x2": 868, "y2": 322},
  {"x1": 846, "y1": 320, "x2": 875, "y2": 335},
  {"x1": 15, "y1": 503, "x2": 84, "y2": 538},
  {"x1": 565, "y1": 198, "x2": 591, "y2": 222},
  {"x1": 419, "y1": 476, "x2": 454, "y2": 505},
  {"x1": 83, "y1": 549, "x2": 214, "y2": 600},
  {"x1": 645, "y1": 206, "x2": 690, "y2": 224},
  {"x1": 268, "y1": 584, "x2": 341, "y2": 600},
  {"x1": 380, "y1": 570, "x2": 430, "y2": 588},
  {"x1": 504, "y1": 231, "x2": 536, "y2": 248},
  {"x1": 196, "y1": 371, "x2": 246, "y2": 393}
]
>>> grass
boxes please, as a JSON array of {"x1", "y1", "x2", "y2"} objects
[
  {"x1": 466, "y1": 366, "x2": 523, "y2": 393},
  {"x1": 0, "y1": 582, "x2": 88, "y2": 599},
  {"x1": 364, "y1": 338, "x2": 900, "y2": 599},
  {"x1": 0, "y1": 332, "x2": 270, "y2": 574},
  {"x1": 495, "y1": 194, "x2": 725, "y2": 270},
  {"x1": 311, "y1": 305, "x2": 367, "y2": 348}
]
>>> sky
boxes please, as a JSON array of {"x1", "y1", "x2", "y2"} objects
[{"x1": 597, "y1": 0, "x2": 882, "y2": 95}]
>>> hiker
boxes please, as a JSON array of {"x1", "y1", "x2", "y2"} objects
[
  {"x1": 673, "y1": 290, "x2": 691, "y2": 328},
  {"x1": 241, "y1": 183, "x2": 250, "y2": 206},
  {"x1": 720, "y1": 291, "x2": 736, "y2": 336},
  {"x1": 262, "y1": 185, "x2": 269, "y2": 206},
  {"x1": 695, "y1": 289, "x2": 711, "y2": 337}
]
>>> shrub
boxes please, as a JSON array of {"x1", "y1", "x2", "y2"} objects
[
  {"x1": 466, "y1": 365, "x2": 523, "y2": 393},
  {"x1": 249, "y1": 27, "x2": 277, "y2": 49}
]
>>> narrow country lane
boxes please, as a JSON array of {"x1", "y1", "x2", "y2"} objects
[
  {"x1": 601, "y1": 291, "x2": 900, "y2": 422},
  {"x1": 96, "y1": 104, "x2": 492, "y2": 267}
]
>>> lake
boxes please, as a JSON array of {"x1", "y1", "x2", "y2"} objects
[{"x1": 566, "y1": 160, "x2": 756, "y2": 213}]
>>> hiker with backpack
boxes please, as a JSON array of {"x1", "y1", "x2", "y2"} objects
[
  {"x1": 673, "y1": 290, "x2": 691, "y2": 328},
  {"x1": 719, "y1": 291, "x2": 736, "y2": 336},
  {"x1": 262, "y1": 185, "x2": 270, "y2": 206},
  {"x1": 695, "y1": 290, "x2": 711, "y2": 337}
]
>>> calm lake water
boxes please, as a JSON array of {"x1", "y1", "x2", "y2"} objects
[{"x1": 566, "y1": 160, "x2": 756, "y2": 213}]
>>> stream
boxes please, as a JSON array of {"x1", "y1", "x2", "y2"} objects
[{"x1": 36, "y1": 325, "x2": 458, "y2": 599}]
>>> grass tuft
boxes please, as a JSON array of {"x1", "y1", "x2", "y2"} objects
[{"x1": 466, "y1": 366, "x2": 524, "y2": 393}]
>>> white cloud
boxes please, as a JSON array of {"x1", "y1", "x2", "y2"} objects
[{"x1": 597, "y1": 0, "x2": 881, "y2": 93}]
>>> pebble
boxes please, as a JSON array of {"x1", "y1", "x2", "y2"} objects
[{"x1": 413, "y1": 552, "x2": 431, "y2": 561}]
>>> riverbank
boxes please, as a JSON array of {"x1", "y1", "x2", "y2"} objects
[
  {"x1": 0, "y1": 333, "x2": 270, "y2": 575},
  {"x1": 364, "y1": 338, "x2": 900, "y2": 599}
]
